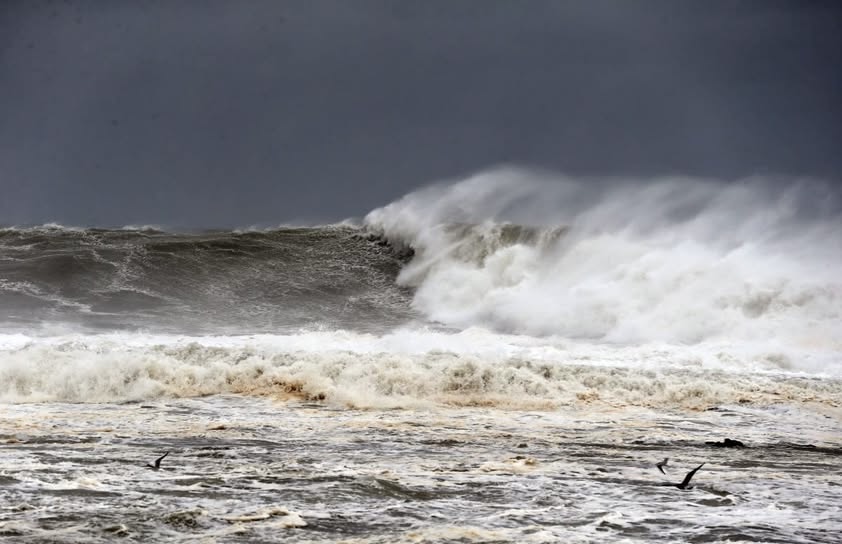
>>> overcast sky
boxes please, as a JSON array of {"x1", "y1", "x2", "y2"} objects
[{"x1": 1, "y1": 0, "x2": 840, "y2": 227}]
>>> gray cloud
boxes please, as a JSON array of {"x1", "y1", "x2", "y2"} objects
[{"x1": 1, "y1": 0, "x2": 840, "y2": 227}]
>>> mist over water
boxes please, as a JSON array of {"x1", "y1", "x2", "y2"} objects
[{"x1": 366, "y1": 168, "x2": 842, "y2": 348}]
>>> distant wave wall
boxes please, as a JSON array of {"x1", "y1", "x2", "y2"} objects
[{"x1": 0, "y1": 225, "x2": 414, "y2": 333}]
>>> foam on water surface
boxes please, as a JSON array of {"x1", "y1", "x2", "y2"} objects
[
  {"x1": 1, "y1": 396, "x2": 840, "y2": 543},
  {"x1": 1, "y1": 330, "x2": 840, "y2": 409}
]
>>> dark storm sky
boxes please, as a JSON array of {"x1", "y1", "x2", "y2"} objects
[{"x1": 1, "y1": 1, "x2": 840, "y2": 227}]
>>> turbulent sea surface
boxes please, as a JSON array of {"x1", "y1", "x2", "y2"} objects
[{"x1": 2, "y1": 171, "x2": 841, "y2": 543}]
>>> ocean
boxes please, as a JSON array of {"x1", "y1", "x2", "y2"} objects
[{"x1": 1, "y1": 172, "x2": 841, "y2": 543}]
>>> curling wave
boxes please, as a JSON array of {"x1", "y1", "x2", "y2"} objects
[{"x1": 364, "y1": 168, "x2": 842, "y2": 347}]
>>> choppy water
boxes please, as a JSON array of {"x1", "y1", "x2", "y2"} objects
[
  {"x1": 2, "y1": 396, "x2": 841, "y2": 543},
  {"x1": 2, "y1": 171, "x2": 841, "y2": 542}
]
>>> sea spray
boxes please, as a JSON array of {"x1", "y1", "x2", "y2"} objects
[{"x1": 365, "y1": 168, "x2": 842, "y2": 345}]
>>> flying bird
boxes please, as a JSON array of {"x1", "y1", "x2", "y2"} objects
[
  {"x1": 147, "y1": 451, "x2": 169, "y2": 470},
  {"x1": 656, "y1": 458, "x2": 669, "y2": 475},
  {"x1": 674, "y1": 463, "x2": 704, "y2": 490}
]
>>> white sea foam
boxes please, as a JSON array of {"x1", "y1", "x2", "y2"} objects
[
  {"x1": 365, "y1": 168, "x2": 842, "y2": 348},
  {"x1": 1, "y1": 330, "x2": 839, "y2": 406}
]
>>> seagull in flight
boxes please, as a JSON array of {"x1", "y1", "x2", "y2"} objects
[
  {"x1": 674, "y1": 463, "x2": 704, "y2": 490},
  {"x1": 147, "y1": 451, "x2": 169, "y2": 470},
  {"x1": 656, "y1": 458, "x2": 669, "y2": 475}
]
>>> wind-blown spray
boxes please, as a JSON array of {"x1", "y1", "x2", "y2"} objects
[{"x1": 365, "y1": 167, "x2": 842, "y2": 346}]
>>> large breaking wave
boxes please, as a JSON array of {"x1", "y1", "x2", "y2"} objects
[
  {"x1": 365, "y1": 168, "x2": 842, "y2": 347},
  {"x1": 4, "y1": 169, "x2": 839, "y2": 346}
]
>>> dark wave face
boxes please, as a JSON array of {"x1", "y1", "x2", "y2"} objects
[{"x1": 0, "y1": 225, "x2": 416, "y2": 333}]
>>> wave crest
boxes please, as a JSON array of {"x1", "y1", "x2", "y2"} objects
[{"x1": 365, "y1": 168, "x2": 842, "y2": 345}]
